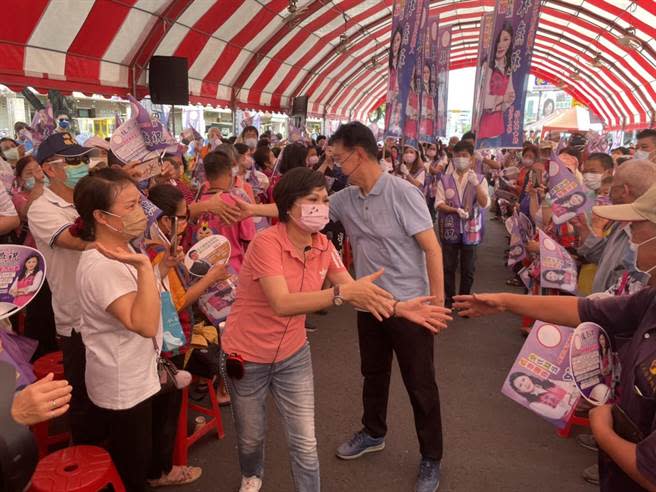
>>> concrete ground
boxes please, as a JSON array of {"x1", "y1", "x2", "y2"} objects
[{"x1": 170, "y1": 219, "x2": 596, "y2": 492}]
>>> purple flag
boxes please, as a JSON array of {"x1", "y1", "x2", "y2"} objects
[
  {"x1": 547, "y1": 155, "x2": 592, "y2": 224},
  {"x1": 502, "y1": 320, "x2": 579, "y2": 429},
  {"x1": 417, "y1": 16, "x2": 438, "y2": 144},
  {"x1": 30, "y1": 102, "x2": 56, "y2": 146},
  {"x1": 474, "y1": 0, "x2": 542, "y2": 149},
  {"x1": 434, "y1": 24, "x2": 451, "y2": 139},
  {"x1": 538, "y1": 229, "x2": 577, "y2": 293},
  {"x1": 383, "y1": 0, "x2": 430, "y2": 142},
  {"x1": 471, "y1": 13, "x2": 495, "y2": 131}
]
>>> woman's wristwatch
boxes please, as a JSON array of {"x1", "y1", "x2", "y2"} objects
[{"x1": 333, "y1": 285, "x2": 344, "y2": 306}]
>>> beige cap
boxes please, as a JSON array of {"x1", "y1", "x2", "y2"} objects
[{"x1": 593, "y1": 183, "x2": 656, "y2": 223}]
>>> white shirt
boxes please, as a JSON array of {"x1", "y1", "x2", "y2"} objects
[
  {"x1": 27, "y1": 188, "x2": 81, "y2": 336},
  {"x1": 77, "y1": 249, "x2": 160, "y2": 410},
  {"x1": 435, "y1": 171, "x2": 491, "y2": 209},
  {"x1": 0, "y1": 186, "x2": 17, "y2": 216}
]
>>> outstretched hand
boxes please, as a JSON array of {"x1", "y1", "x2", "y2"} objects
[
  {"x1": 396, "y1": 296, "x2": 452, "y2": 334},
  {"x1": 342, "y1": 269, "x2": 394, "y2": 321},
  {"x1": 452, "y1": 293, "x2": 505, "y2": 318},
  {"x1": 96, "y1": 243, "x2": 150, "y2": 268}
]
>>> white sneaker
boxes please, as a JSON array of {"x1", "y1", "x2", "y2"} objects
[{"x1": 239, "y1": 476, "x2": 262, "y2": 492}]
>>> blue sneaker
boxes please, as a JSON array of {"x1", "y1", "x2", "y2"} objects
[
  {"x1": 335, "y1": 430, "x2": 385, "y2": 460},
  {"x1": 415, "y1": 458, "x2": 441, "y2": 492}
]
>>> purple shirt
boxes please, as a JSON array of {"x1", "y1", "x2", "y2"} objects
[{"x1": 578, "y1": 288, "x2": 656, "y2": 491}]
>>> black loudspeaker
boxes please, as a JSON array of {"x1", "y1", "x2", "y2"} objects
[
  {"x1": 149, "y1": 56, "x2": 189, "y2": 105},
  {"x1": 291, "y1": 95, "x2": 308, "y2": 118}
]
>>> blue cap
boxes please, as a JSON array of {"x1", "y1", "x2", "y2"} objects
[{"x1": 36, "y1": 132, "x2": 92, "y2": 164}]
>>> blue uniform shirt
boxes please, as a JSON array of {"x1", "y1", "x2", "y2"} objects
[{"x1": 329, "y1": 172, "x2": 433, "y2": 301}]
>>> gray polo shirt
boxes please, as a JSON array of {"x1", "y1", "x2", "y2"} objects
[{"x1": 329, "y1": 172, "x2": 433, "y2": 300}]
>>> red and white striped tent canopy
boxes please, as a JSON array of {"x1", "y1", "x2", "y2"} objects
[{"x1": 2, "y1": 0, "x2": 655, "y2": 130}]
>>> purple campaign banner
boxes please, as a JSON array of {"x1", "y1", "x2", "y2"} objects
[
  {"x1": 547, "y1": 156, "x2": 592, "y2": 225},
  {"x1": 0, "y1": 245, "x2": 46, "y2": 319},
  {"x1": 434, "y1": 24, "x2": 451, "y2": 139},
  {"x1": 506, "y1": 211, "x2": 533, "y2": 266},
  {"x1": 538, "y1": 229, "x2": 577, "y2": 293},
  {"x1": 570, "y1": 322, "x2": 613, "y2": 405},
  {"x1": 384, "y1": 0, "x2": 430, "y2": 141},
  {"x1": 502, "y1": 320, "x2": 579, "y2": 429},
  {"x1": 474, "y1": 0, "x2": 541, "y2": 149},
  {"x1": 471, "y1": 13, "x2": 495, "y2": 135},
  {"x1": 0, "y1": 330, "x2": 37, "y2": 389},
  {"x1": 417, "y1": 16, "x2": 438, "y2": 144}
]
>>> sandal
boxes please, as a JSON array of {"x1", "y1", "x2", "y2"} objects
[{"x1": 147, "y1": 466, "x2": 202, "y2": 487}]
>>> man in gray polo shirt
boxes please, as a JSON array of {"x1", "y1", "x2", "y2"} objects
[{"x1": 328, "y1": 123, "x2": 445, "y2": 492}]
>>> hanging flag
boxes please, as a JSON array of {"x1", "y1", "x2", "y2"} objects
[
  {"x1": 383, "y1": 0, "x2": 430, "y2": 142},
  {"x1": 30, "y1": 102, "x2": 56, "y2": 147},
  {"x1": 434, "y1": 24, "x2": 452, "y2": 139},
  {"x1": 471, "y1": 13, "x2": 495, "y2": 132},
  {"x1": 417, "y1": 16, "x2": 438, "y2": 144},
  {"x1": 473, "y1": 0, "x2": 542, "y2": 149}
]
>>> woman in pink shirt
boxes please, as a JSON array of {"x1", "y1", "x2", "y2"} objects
[{"x1": 221, "y1": 167, "x2": 451, "y2": 492}]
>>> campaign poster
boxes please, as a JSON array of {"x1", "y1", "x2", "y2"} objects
[
  {"x1": 0, "y1": 245, "x2": 46, "y2": 319},
  {"x1": 383, "y1": 0, "x2": 430, "y2": 141},
  {"x1": 547, "y1": 157, "x2": 592, "y2": 224},
  {"x1": 434, "y1": 24, "x2": 452, "y2": 139},
  {"x1": 474, "y1": 0, "x2": 542, "y2": 149},
  {"x1": 184, "y1": 234, "x2": 231, "y2": 278},
  {"x1": 538, "y1": 229, "x2": 578, "y2": 293},
  {"x1": 502, "y1": 320, "x2": 579, "y2": 429},
  {"x1": 506, "y1": 213, "x2": 526, "y2": 267},
  {"x1": 570, "y1": 322, "x2": 613, "y2": 405},
  {"x1": 198, "y1": 265, "x2": 239, "y2": 327},
  {"x1": 417, "y1": 16, "x2": 439, "y2": 144},
  {"x1": 471, "y1": 13, "x2": 495, "y2": 132},
  {"x1": 110, "y1": 95, "x2": 177, "y2": 164}
]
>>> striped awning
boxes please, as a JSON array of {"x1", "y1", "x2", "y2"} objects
[{"x1": 1, "y1": 0, "x2": 655, "y2": 130}]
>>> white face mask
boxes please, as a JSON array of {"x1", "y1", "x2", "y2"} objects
[
  {"x1": 307, "y1": 156, "x2": 319, "y2": 166},
  {"x1": 453, "y1": 157, "x2": 470, "y2": 171},
  {"x1": 629, "y1": 235, "x2": 656, "y2": 278},
  {"x1": 582, "y1": 172, "x2": 603, "y2": 191},
  {"x1": 426, "y1": 150, "x2": 437, "y2": 158},
  {"x1": 635, "y1": 149, "x2": 651, "y2": 161},
  {"x1": 403, "y1": 152, "x2": 416, "y2": 164},
  {"x1": 245, "y1": 137, "x2": 258, "y2": 149}
]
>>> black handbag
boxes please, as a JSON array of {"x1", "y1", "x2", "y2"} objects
[
  {"x1": 185, "y1": 343, "x2": 220, "y2": 378},
  {"x1": 154, "y1": 339, "x2": 178, "y2": 394}
]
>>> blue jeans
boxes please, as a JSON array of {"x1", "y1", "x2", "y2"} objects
[{"x1": 221, "y1": 343, "x2": 319, "y2": 491}]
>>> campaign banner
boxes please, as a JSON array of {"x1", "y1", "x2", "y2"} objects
[
  {"x1": 110, "y1": 95, "x2": 177, "y2": 164},
  {"x1": 434, "y1": 24, "x2": 452, "y2": 139},
  {"x1": 182, "y1": 107, "x2": 205, "y2": 136},
  {"x1": 474, "y1": 0, "x2": 541, "y2": 149},
  {"x1": 383, "y1": 0, "x2": 430, "y2": 141},
  {"x1": 471, "y1": 13, "x2": 495, "y2": 132},
  {"x1": 417, "y1": 16, "x2": 439, "y2": 144},
  {"x1": 538, "y1": 229, "x2": 577, "y2": 293},
  {"x1": 198, "y1": 265, "x2": 239, "y2": 327},
  {"x1": 0, "y1": 330, "x2": 38, "y2": 389},
  {"x1": 570, "y1": 322, "x2": 613, "y2": 405},
  {"x1": 502, "y1": 320, "x2": 579, "y2": 429},
  {"x1": 506, "y1": 211, "x2": 533, "y2": 266},
  {"x1": 30, "y1": 103, "x2": 56, "y2": 147},
  {"x1": 547, "y1": 156, "x2": 592, "y2": 224},
  {"x1": 0, "y1": 245, "x2": 46, "y2": 319}
]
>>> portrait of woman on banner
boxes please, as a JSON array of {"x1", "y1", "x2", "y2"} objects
[
  {"x1": 419, "y1": 62, "x2": 435, "y2": 138},
  {"x1": 477, "y1": 21, "x2": 516, "y2": 148},
  {"x1": 403, "y1": 65, "x2": 420, "y2": 140},
  {"x1": 385, "y1": 26, "x2": 403, "y2": 135}
]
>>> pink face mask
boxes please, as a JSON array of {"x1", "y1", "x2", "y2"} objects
[{"x1": 292, "y1": 203, "x2": 330, "y2": 233}]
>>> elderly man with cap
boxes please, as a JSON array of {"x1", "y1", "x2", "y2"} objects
[
  {"x1": 453, "y1": 184, "x2": 656, "y2": 491},
  {"x1": 27, "y1": 132, "x2": 96, "y2": 444}
]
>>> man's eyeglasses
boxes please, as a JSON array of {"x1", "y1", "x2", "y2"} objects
[{"x1": 334, "y1": 150, "x2": 355, "y2": 167}]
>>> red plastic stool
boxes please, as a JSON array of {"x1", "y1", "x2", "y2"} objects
[
  {"x1": 31, "y1": 351, "x2": 69, "y2": 457},
  {"x1": 173, "y1": 377, "x2": 225, "y2": 465},
  {"x1": 29, "y1": 445, "x2": 125, "y2": 492},
  {"x1": 557, "y1": 413, "x2": 590, "y2": 438},
  {"x1": 32, "y1": 351, "x2": 65, "y2": 380}
]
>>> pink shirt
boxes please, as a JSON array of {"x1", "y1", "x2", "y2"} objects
[{"x1": 222, "y1": 223, "x2": 347, "y2": 363}]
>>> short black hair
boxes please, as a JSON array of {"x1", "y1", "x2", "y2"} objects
[
  {"x1": 241, "y1": 126, "x2": 259, "y2": 138},
  {"x1": 273, "y1": 167, "x2": 326, "y2": 223},
  {"x1": 611, "y1": 146, "x2": 630, "y2": 155},
  {"x1": 203, "y1": 151, "x2": 232, "y2": 180},
  {"x1": 461, "y1": 131, "x2": 476, "y2": 142},
  {"x1": 328, "y1": 121, "x2": 377, "y2": 160},
  {"x1": 234, "y1": 142, "x2": 249, "y2": 156},
  {"x1": 316, "y1": 135, "x2": 326, "y2": 143},
  {"x1": 253, "y1": 145, "x2": 271, "y2": 170},
  {"x1": 637, "y1": 129, "x2": 656, "y2": 142},
  {"x1": 587, "y1": 152, "x2": 614, "y2": 170},
  {"x1": 148, "y1": 184, "x2": 184, "y2": 217},
  {"x1": 279, "y1": 142, "x2": 308, "y2": 174},
  {"x1": 15, "y1": 155, "x2": 36, "y2": 178},
  {"x1": 452, "y1": 141, "x2": 474, "y2": 156}
]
